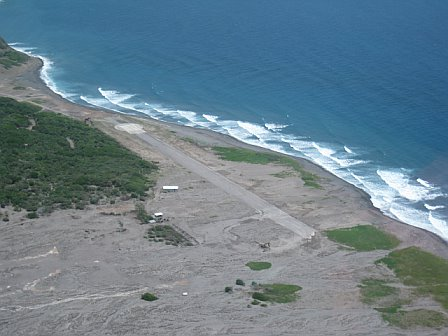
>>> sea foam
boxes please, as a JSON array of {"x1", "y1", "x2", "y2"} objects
[
  {"x1": 377, "y1": 169, "x2": 444, "y2": 202},
  {"x1": 10, "y1": 44, "x2": 72, "y2": 99}
]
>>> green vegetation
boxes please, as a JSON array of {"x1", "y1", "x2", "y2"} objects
[
  {"x1": 358, "y1": 279, "x2": 399, "y2": 305},
  {"x1": 0, "y1": 37, "x2": 30, "y2": 69},
  {"x1": 377, "y1": 247, "x2": 448, "y2": 309},
  {"x1": 145, "y1": 225, "x2": 193, "y2": 246},
  {"x1": 357, "y1": 247, "x2": 448, "y2": 329},
  {"x1": 381, "y1": 309, "x2": 448, "y2": 329},
  {"x1": 0, "y1": 97, "x2": 157, "y2": 214},
  {"x1": 213, "y1": 147, "x2": 321, "y2": 188},
  {"x1": 246, "y1": 261, "x2": 272, "y2": 271},
  {"x1": 251, "y1": 283, "x2": 302, "y2": 304},
  {"x1": 225, "y1": 286, "x2": 233, "y2": 293},
  {"x1": 135, "y1": 203, "x2": 153, "y2": 224},
  {"x1": 326, "y1": 225, "x2": 400, "y2": 251},
  {"x1": 141, "y1": 292, "x2": 158, "y2": 301},
  {"x1": 236, "y1": 279, "x2": 245, "y2": 286}
]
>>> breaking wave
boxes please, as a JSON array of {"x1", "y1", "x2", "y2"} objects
[{"x1": 79, "y1": 87, "x2": 448, "y2": 241}]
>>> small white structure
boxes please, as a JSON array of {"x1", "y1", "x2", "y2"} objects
[
  {"x1": 162, "y1": 186, "x2": 179, "y2": 192},
  {"x1": 153, "y1": 212, "x2": 164, "y2": 222}
]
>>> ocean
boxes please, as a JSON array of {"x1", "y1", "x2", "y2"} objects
[{"x1": 1, "y1": 0, "x2": 447, "y2": 239}]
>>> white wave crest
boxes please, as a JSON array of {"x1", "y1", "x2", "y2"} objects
[
  {"x1": 98, "y1": 88, "x2": 135, "y2": 105},
  {"x1": 428, "y1": 212, "x2": 448, "y2": 239},
  {"x1": 424, "y1": 204, "x2": 445, "y2": 211},
  {"x1": 377, "y1": 170, "x2": 444, "y2": 202},
  {"x1": 344, "y1": 146, "x2": 353, "y2": 154},
  {"x1": 203, "y1": 114, "x2": 219, "y2": 123},
  {"x1": 310, "y1": 142, "x2": 367, "y2": 168},
  {"x1": 312, "y1": 142, "x2": 336, "y2": 157},
  {"x1": 417, "y1": 178, "x2": 433, "y2": 188},
  {"x1": 265, "y1": 123, "x2": 288, "y2": 131},
  {"x1": 237, "y1": 121, "x2": 271, "y2": 140},
  {"x1": 11, "y1": 45, "x2": 71, "y2": 99}
]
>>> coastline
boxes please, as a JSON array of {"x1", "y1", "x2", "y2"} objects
[
  {"x1": 2, "y1": 54, "x2": 447, "y2": 257},
  {"x1": 2, "y1": 51, "x2": 448, "y2": 336}
]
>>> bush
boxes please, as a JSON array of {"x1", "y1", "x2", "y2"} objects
[
  {"x1": 135, "y1": 203, "x2": 152, "y2": 224},
  {"x1": 252, "y1": 292, "x2": 269, "y2": 301},
  {"x1": 225, "y1": 286, "x2": 233, "y2": 293},
  {"x1": 27, "y1": 212, "x2": 38, "y2": 219},
  {"x1": 246, "y1": 261, "x2": 272, "y2": 271},
  {"x1": 141, "y1": 292, "x2": 158, "y2": 301},
  {"x1": 0, "y1": 97, "x2": 158, "y2": 214},
  {"x1": 236, "y1": 279, "x2": 245, "y2": 286}
]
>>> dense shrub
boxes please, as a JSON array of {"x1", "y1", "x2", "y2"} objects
[{"x1": 0, "y1": 97, "x2": 158, "y2": 215}]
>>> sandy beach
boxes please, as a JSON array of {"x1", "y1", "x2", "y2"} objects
[{"x1": 1, "y1": 55, "x2": 447, "y2": 335}]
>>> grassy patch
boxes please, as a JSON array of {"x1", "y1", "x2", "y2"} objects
[
  {"x1": 381, "y1": 309, "x2": 448, "y2": 329},
  {"x1": 146, "y1": 225, "x2": 193, "y2": 246},
  {"x1": 213, "y1": 147, "x2": 321, "y2": 188},
  {"x1": 246, "y1": 261, "x2": 272, "y2": 271},
  {"x1": 135, "y1": 203, "x2": 153, "y2": 224},
  {"x1": 251, "y1": 283, "x2": 302, "y2": 304},
  {"x1": 0, "y1": 97, "x2": 157, "y2": 214},
  {"x1": 377, "y1": 247, "x2": 448, "y2": 309},
  {"x1": 0, "y1": 37, "x2": 30, "y2": 69},
  {"x1": 359, "y1": 279, "x2": 399, "y2": 305},
  {"x1": 326, "y1": 225, "x2": 400, "y2": 251},
  {"x1": 141, "y1": 292, "x2": 158, "y2": 301}
]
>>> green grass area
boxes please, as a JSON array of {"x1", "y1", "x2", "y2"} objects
[
  {"x1": 0, "y1": 37, "x2": 30, "y2": 69},
  {"x1": 141, "y1": 292, "x2": 158, "y2": 301},
  {"x1": 358, "y1": 279, "x2": 399, "y2": 305},
  {"x1": 135, "y1": 203, "x2": 153, "y2": 224},
  {"x1": 377, "y1": 246, "x2": 448, "y2": 309},
  {"x1": 325, "y1": 225, "x2": 400, "y2": 251},
  {"x1": 246, "y1": 261, "x2": 272, "y2": 271},
  {"x1": 0, "y1": 97, "x2": 157, "y2": 215},
  {"x1": 145, "y1": 225, "x2": 193, "y2": 246},
  {"x1": 212, "y1": 147, "x2": 321, "y2": 188},
  {"x1": 251, "y1": 283, "x2": 302, "y2": 304},
  {"x1": 381, "y1": 309, "x2": 448, "y2": 329}
]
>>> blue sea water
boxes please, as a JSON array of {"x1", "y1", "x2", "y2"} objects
[{"x1": 1, "y1": 0, "x2": 447, "y2": 239}]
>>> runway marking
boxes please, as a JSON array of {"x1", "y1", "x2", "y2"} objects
[{"x1": 114, "y1": 123, "x2": 145, "y2": 134}]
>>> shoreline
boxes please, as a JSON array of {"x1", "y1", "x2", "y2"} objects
[
  {"x1": 3, "y1": 50, "x2": 448, "y2": 335},
  {"x1": 8, "y1": 48, "x2": 448, "y2": 243},
  {"x1": 1, "y1": 54, "x2": 448, "y2": 257}
]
